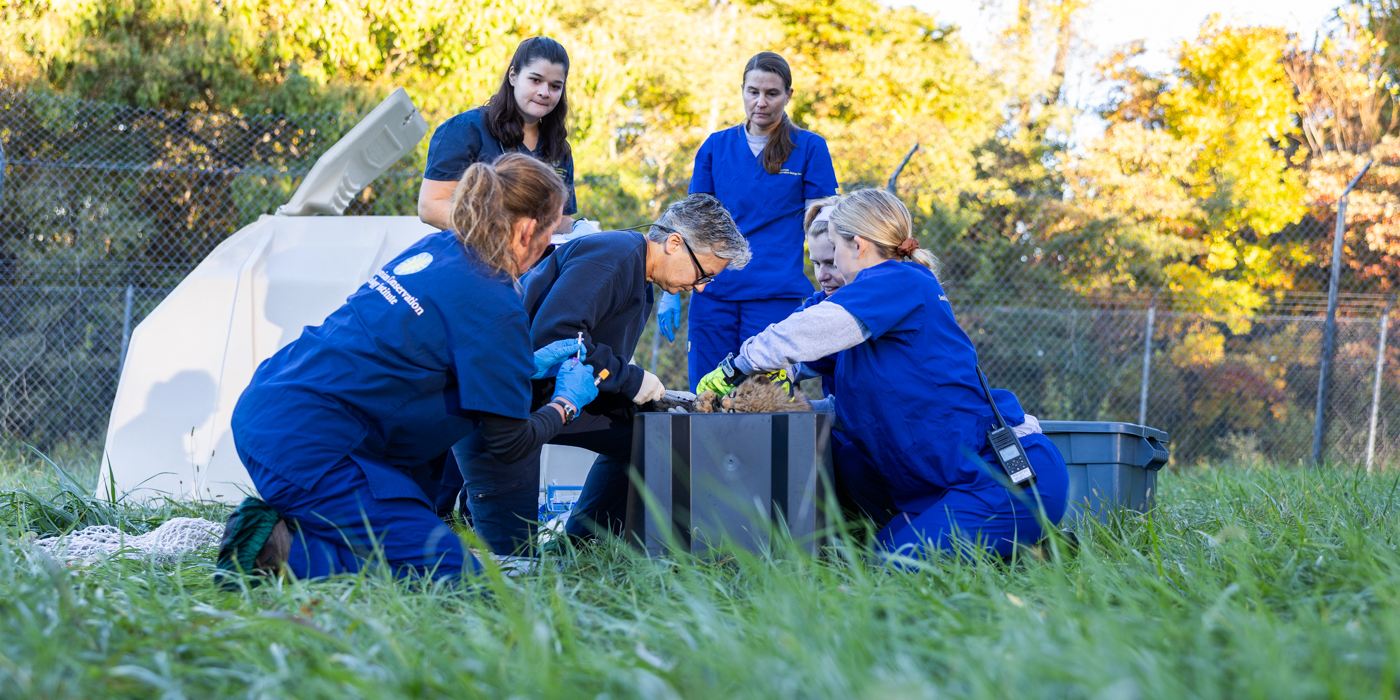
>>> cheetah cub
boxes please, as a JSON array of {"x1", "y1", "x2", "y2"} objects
[{"x1": 695, "y1": 373, "x2": 812, "y2": 414}]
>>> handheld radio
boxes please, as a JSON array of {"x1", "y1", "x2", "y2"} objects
[{"x1": 976, "y1": 366, "x2": 1037, "y2": 489}]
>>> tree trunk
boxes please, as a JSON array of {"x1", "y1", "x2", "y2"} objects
[{"x1": 1045, "y1": 0, "x2": 1076, "y2": 106}]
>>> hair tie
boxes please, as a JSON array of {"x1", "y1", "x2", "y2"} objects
[
  {"x1": 812, "y1": 205, "x2": 836, "y2": 224},
  {"x1": 896, "y1": 237, "x2": 919, "y2": 258}
]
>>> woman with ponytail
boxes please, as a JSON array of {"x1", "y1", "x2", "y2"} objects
[
  {"x1": 671, "y1": 51, "x2": 839, "y2": 391},
  {"x1": 697, "y1": 189, "x2": 1069, "y2": 561},
  {"x1": 220, "y1": 154, "x2": 598, "y2": 583}
]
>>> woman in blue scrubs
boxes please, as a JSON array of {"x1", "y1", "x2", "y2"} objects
[
  {"x1": 791, "y1": 197, "x2": 845, "y2": 401},
  {"x1": 698, "y1": 190, "x2": 1069, "y2": 560},
  {"x1": 219, "y1": 154, "x2": 598, "y2": 582},
  {"x1": 417, "y1": 37, "x2": 577, "y2": 236},
  {"x1": 674, "y1": 51, "x2": 839, "y2": 391}
]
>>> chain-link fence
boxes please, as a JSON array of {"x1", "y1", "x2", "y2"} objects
[{"x1": 2, "y1": 89, "x2": 1395, "y2": 469}]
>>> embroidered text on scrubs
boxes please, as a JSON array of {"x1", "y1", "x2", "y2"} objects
[
  {"x1": 366, "y1": 276, "x2": 398, "y2": 305},
  {"x1": 376, "y1": 271, "x2": 426, "y2": 316}
]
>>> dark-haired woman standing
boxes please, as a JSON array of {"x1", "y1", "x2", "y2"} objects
[
  {"x1": 418, "y1": 37, "x2": 577, "y2": 235},
  {"x1": 680, "y1": 51, "x2": 839, "y2": 390}
]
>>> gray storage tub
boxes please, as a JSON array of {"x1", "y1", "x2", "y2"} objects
[{"x1": 1039, "y1": 421, "x2": 1170, "y2": 523}]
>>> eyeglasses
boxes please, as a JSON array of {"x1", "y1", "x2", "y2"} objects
[{"x1": 625, "y1": 221, "x2": 717, "y2": 287}]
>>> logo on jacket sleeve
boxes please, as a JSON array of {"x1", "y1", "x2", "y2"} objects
[{"x1": 393, "y1": 252, "x2": 433, "y2": 276}]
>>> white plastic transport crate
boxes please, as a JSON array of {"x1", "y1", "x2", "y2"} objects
[
  {"x1": 101, "y1": 88, "x2": 435, "y2": 502},
  {"x1": 100, "y1": 86, "x2": 609, "y2": 505}
]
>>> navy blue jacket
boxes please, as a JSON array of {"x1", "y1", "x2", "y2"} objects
[
  {"x1": 424, "y1": 106, "x2": 577, "y2": 215},
  {"x1": 522, "y1": 232, "x2": 654, "y2": 409}
]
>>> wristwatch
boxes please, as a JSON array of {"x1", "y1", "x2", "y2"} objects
[{"x1": 550, "y1": 398, "x2": 577, "y2": 424}]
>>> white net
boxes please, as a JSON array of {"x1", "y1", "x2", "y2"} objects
[{"x1": 33, "y1": 517, "x2": 225, "y2": 563}]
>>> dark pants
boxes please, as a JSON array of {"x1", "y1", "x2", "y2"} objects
[
  {"x1": 243, "y1": 453, "x2": 479, "y2": 580},
  {"x1": 835, "y1": 433, "x2": 1069, "y2": 559},
  {"x1": 453, "y1": 408, "x2": 633, "y2": 554},
  {"x1": 404, "y1": 451, "x2": 465, "y2": 520},
  {"x1": 687, "y1": 294, "x2": 803, "y2": 391}
]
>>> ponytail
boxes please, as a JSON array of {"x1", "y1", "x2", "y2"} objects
[
  {"x1": 909, "y1": 249, "x2": 942, "y2": 277},
  {"x1": 451, "y1": 165, "x2": 513, "y2": 276},
  {"x1": 761, "y1": 114, "x2": 796, "y2": 175},
  {"x1": 828, "y1": 189, "x2": 942, "y2": 277},
  {"x1": 743, "y1": 52, "x2": 797, "y2": 175},
  {"x1": 449, "y1": 153, "x2": 567, "y2": 279}
]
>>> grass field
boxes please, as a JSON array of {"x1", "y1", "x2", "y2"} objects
[{"x1": 2, "y1": 446, "x2": 1398, "y2": 699}]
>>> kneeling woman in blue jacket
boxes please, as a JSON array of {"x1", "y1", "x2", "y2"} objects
[
  {"x1": 221, "y1": 154, "x2": 598, "y2": 581},
  {"x1": 698, "y1": 189, "x2": 1068, "y2": 559}
]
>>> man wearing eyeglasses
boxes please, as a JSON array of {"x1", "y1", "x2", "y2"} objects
[{"x1": 451, "y1": 193, "x2": 752, "y2": 554}]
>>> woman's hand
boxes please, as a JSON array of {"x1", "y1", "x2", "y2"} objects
[
  {"x1": 532, "y1": 337, "x2": 586, "y2": 379},
  {"x1": 696, "y1": 354, "x2": 746, "y2": 397},
  {"x1": 552, "y1": 358, "x2": 599, "y2": 413},
  {"x1": 633, "y1": 370, "x2": 666, "y2": 404},
  {"x1": 657, "y1": 292, "x2": 682, "y2": 342}
]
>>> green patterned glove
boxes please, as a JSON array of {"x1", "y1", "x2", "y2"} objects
[{"x1": 696, "y1": 352, "x2": 748, "y2": 397}]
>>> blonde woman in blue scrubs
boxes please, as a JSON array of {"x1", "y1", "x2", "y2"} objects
[{"x1": 663, "y1": 51, "x2": 839, "y2": 390}]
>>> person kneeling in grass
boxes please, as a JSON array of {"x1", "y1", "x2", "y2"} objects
[
  {"x1": 217, "y1": 153, "x2": 598, "y2": 584},
  {"x1": 697, "y1": 189, "x2": 1069, "y2": 561}
]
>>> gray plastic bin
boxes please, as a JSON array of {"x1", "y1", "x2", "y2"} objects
[{"x1": 1039, "y1": 421, "x2": 1170, "y2": 523}]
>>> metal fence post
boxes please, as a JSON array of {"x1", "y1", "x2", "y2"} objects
[
  {"x1": 1366, "y1": 298, "x2": 1391, "y2": 473},
  {"x1": 1314, "y1": 159, "x2": 1373, "y2": 465},
  {"x1": 1139, "y1": 304, "x2": 1155, "y2": 426},
  {"x1": 886, "y1": 144, "x2": 920, "y2": 196},
  {"x1": 119, "y1": 284, "x2": 134, "y2": 375}
]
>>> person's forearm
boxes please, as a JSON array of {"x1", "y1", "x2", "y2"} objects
[
  {"x1": 554, "y1": 214, "x2": 574, "y2": 235},
  {"x1": 734, "y1": 302, "x2": 869, "y2": 374},
  {"x1": 419, "y1": 198, "x2": 453, "y2": 231},
  {"x1": 582, "y1": 339, "x2": 640, "y2": 397},
  {"x1": 477, "y1": 405, "x2": 568, "y2": 463}
]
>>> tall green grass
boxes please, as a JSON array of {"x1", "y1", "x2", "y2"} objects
[{"x1": 1, "y1": 458, "x2": 1398, "y2": 698}]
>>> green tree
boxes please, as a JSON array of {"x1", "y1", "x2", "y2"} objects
[{"x1": 1061, "y1": 18, "x2": 1307, "y2": 320}]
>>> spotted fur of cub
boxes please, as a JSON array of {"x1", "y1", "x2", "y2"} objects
[{"x1": 694, "y1": 374, "x2": 813, "y2": 414}]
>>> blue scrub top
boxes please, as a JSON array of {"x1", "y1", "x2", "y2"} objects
[
  {"x1": 232, "y1": 230, "x2": 535, "y2": 500},
  {"x1": 826, "y1": 261, "x2": 1027, "y2": 506},
  {"x1": 689, "y1": 125, "x2": 838, "y2": 301},
  {"x1": 424, "y1": 106, "x2": 577, "y2": 216}
]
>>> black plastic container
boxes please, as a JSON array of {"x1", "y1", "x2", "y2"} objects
[{"x1": 624, "y1": 412, "x2": 834, "y2": 556}]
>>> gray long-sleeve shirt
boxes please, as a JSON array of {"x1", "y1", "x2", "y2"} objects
[
  {"x1": 733, "y1": 301, "x2": 868, "y2": 374},
  {"x1": 733, "y1": 300, "x2": 1042, "y2": 437}
]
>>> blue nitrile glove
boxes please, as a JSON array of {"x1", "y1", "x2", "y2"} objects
[
  {"x1": 657, "y1": 292, "x2": 682, "y2": 343},
  {"x1": 532, "y1": 338, "x2": 586, "y2": 379},
  {"x1": 552, "y1": 358, "x2": 599, "y2": 410}
]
